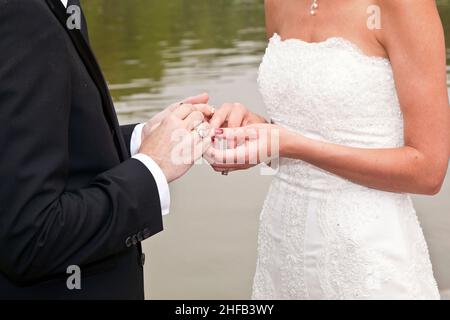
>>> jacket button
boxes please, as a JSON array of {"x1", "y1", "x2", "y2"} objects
[
  {"x1": 137, "y1": 231, "x2": 144, "y2": 242},
  {"x1": 143, "y1": 228, "x2": 151, "y2": 238},
  {"x1": 131, "y1": 235, "x2": 138, "y2": 246},
  {"x1": 125, "y1": 237, "x2": 132, "y2": 248},
  {"x1": 139, "y1": 253, "x2": 146, "y2": 267}
]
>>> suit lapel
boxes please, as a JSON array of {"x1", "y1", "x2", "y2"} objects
[{"x1": 45, "y1": 0, "x2": 128, "y2": 161}]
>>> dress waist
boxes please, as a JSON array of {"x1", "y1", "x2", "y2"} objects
[{"x1": 274, "y1": 158, "x2": 410, "y2": 199}]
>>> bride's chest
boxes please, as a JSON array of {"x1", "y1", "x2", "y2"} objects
[{"x1": 257, "y1": 37, "x2": 398, "y2": 120}]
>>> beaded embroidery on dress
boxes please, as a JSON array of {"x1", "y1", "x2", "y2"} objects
[{"x1": 252, "y1": 34, "x2": 440, "y2": 300}]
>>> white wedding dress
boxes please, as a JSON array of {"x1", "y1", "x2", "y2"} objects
[{"x1": 252, "y1": 34, "x2": 440, "y2": 300}]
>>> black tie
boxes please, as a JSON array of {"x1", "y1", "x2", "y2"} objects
[{"x1": 67, "y1": 0, "x2": 80, "y2": 6}]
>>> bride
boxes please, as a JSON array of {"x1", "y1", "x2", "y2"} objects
[{"x1": 206, "y1": 0, "x2": 450, "y2": 299}]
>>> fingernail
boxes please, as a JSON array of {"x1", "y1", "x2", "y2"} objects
[{"x1": 215, "y1": 129, "x2": 224, "y2": 135}]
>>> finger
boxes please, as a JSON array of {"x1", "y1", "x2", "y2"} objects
[
  {"x1": 209, "y1": 103, "x2": 233, "y2": 128},
  {"x1": 203, "y1": 146, "x2": 215, "y2": 165},
  {"x1": 182, "y1": 93, "x2": 209, "y2": 105},
  {"x1": 210, "y1": 142, "x2": 259, "y2": 165},
  {"x1": 227, "y1": 103, "x2": 247, "y2": 128},
  {"x1": 192, "y1": 122, "x2": 213, "y2": 141},
  {"x1": 184, "y1": 111, "x2": 205, "y2": 131},
  {"x1": 176, "y1": 132, "x2": 198, "y2": 166},
  {"x1": 177, "y1": 123, "x2": 210, "y2": 165},
  {"x1": 168, "y1": 102, "x2": 183, "y2": 112},
  {"x1": 217, "y1": 127, "x2": 258, "y2": 144},
  {"x1": 203, "y1": 140, "x2": 224, "y2": 165},
  {"x1": 179, "y1": 125, "x2": 213, "y2": 164},
  {"x1": 193, "y1": 104, "x2": 215, "y2": 119},
  {"x1": 218, "y1": 127, "x2": 239, "y2": 149},
  {"x1": 211, "y1": 164, "x2": 250, "y2": 171},
  {"x1": 213, "y1": 167, "x2": 239, "y2": 173},
  {"x1": 146, "y1": 102, "x2": 180, "y2": 127},
  {"x1": 228, "y1": 127, "x2": 250, "y2": 149},
  {"x1": 196, "y1": 133, "x2": 213, "y2": 161},
  {"x1": 172, "y1": 104, "x2": 196, "y2": 120}
]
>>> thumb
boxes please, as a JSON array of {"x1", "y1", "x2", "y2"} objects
[{"x1": 182, "y1": 93, "x2": 209, "y2": 105}]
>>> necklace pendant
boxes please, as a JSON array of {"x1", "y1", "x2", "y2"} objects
[{"x1": 310, "y1": 0, "x2": 319, "y2": 16}]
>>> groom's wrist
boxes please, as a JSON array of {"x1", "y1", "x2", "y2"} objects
[
  {"x1": 130, "y1": 123, "x2": 146, "y2": 156},
  {"x1": 132, "y1": 153, "x2": 171, "y2": 216}
]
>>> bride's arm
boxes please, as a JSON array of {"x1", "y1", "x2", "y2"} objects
[
  {"x1": 209, "y1": 1, "x2": 450, "y2": 195},
  {"x1": 283, "y1": 0, "x2": 450, "y2": 195},
  {"x1": 264, "y1": 0, "x2": 278, "y2": 39},
  {"x1": 281, "y1": 133, "x2": 448, "y2": 196}
]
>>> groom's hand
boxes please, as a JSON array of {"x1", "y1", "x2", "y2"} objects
[
  {"x1": 142, "y1": 93, "x2": 213, "y2": 142},
  {"x1": 209, "y1": 103, "x2": 267, "y2": 129},
  {"x1": 139, "y1": 104, "x2": 213, "y2": 183}
]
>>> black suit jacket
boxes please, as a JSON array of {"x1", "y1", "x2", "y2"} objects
[{"x1": 0, "y1": 0, "x2": 164, "y2": 299}]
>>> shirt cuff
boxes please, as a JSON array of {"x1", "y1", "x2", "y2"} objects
[
  {"x1": 130, "y1": 123, "x2": 146, "y2": 157},
  {"x1": 132, "y1": 153, "x2": 170, "y2": 216}
]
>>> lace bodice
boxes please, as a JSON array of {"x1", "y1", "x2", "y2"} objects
[
  {"x1": 260, "y1": 34, "x2": 403, "y2": 148},
  {"x1": 259, "y1": 34, "x2": 405, "y2": 190},
  {"x1": 252, "y1": 34, "x2": 439, "y2": 300}
]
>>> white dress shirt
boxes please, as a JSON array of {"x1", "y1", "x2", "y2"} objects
[
  {"x1": 130, "y1": 125, "x2": 170, "y2": 216},
  {"x1": 60, "y1": 0, "x2": 170, "y2": 216}
]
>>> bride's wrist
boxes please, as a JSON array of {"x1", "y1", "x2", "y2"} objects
[{"x1": 279, "y1": 129, "x2": 305, "y2": 159}]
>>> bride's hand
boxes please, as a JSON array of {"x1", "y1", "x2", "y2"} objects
[
  {"x1": 205, "y1": 124, "x2": 284, "y2": 174},
  {"x1": 209, "y1": 103, "x2": 268, "y2": 129}
]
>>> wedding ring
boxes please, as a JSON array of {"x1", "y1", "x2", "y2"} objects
[
  {"x1": 195, "y1": 123, "x2": 210, "y2": 139},
  {"x1": 210, "y1": 107, "x2": 216, "y2": 115}
]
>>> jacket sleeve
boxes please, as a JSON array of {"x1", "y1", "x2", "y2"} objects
[
  {"x1": 0, "y1": 0, "x2": 163, "y2": 284},
  {"x1": 121, "y1": 124, "x2": 139, "y2": 157}
]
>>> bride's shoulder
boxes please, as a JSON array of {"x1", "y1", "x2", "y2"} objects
[
  {"x1": 375, "y1": 0, "x2": 442, "y2": 44},
  {"x1": 264, "y1": 0, "x2": 277, "y2": 8},
  {"x1": 264, "y1": 0, "x2": 281, "y2": 39},
  {"x1": 264, "y1": 0, "x2": 281, "y2": 17},
  {"x1": 375, "y1": 0, "x2": 438, "y2": 17},
  {"x1": 264, "y1": 0, "x2": 283, "y2": 17}
]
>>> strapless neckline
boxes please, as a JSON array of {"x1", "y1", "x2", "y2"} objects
[{"x1": 270, "y1": 33, "x2": 391, "y2": 67}]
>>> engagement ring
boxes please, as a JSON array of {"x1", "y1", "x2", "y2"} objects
[{"x1": 195, "y1": 125, "x2": 209, "y2": 139}]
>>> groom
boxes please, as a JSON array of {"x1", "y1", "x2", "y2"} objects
[{"x1": 0, "y1": 0, "x2": 222, "y2": 299}]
